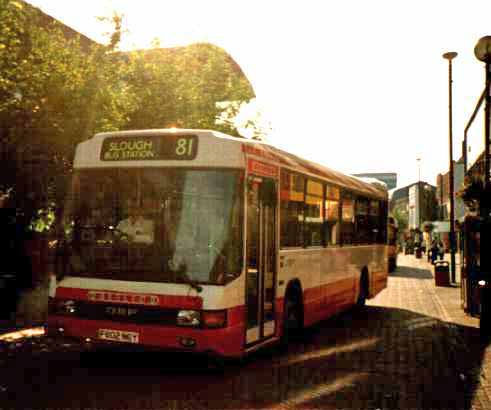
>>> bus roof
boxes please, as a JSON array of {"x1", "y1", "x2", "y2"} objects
[{"x1": 75, "y1": 128, "x2": 387, "y2": 200}]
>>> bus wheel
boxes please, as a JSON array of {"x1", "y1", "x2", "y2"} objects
[
  {"x1": 282, "y1": 291, "x2": 303, "y2": 343},
  {"x1": 356, "y1": 272, "x2": 368, "y2": 308}
]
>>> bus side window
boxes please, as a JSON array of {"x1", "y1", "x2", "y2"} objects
[
  {"x1": 324, "y1": 184, "x2": 340, "y2": 246},
  {"x1": 305, "y1": 179, "x2": 323, "y2": 247},
  {"x1": 355, "y1": 197, "x2": 370, "y2": 244},
  {"x1": 280, "y1": 171, "x2": 304, "y2": 247},
  {"x1": 341, "y1": 193, "x2": 354, "y2": 245},
  {"x1": 369, "y1": 200, "x2": 381, "y2": 244}
]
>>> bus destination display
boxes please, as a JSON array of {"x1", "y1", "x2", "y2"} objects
[{"x1": 101, "y1": 134, "x2": 198, "y2": 161}]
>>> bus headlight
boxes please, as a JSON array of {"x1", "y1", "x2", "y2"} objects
[
  {"x1": 177, "y1": 310, "x2": 201, "y2": 327},
  {"x1": 479, "y1": 280, "x2": 487, "y2": 287}
]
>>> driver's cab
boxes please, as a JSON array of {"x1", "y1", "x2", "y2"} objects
[{"x1": 115, "y1": 198, "x2": 155, "y2": 245}]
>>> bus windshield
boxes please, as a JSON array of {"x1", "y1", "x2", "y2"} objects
[{"x1": 58, "y1": 168, "x2": 243, "y2": 285}]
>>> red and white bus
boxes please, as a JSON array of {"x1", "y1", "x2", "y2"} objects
[{"x1": 48, "y1": 129, "x2": 389, "y2": 358}]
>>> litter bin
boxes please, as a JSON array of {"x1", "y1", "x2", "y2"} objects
[
  {"x1": 415, "y1": 247, "x2": 422, "y2": 259},
  {"x1": 434, "y1": 261, "x2": 450, "y2": 286}
]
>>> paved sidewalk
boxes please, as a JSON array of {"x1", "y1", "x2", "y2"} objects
[
  {"x1": 367, "y1": 254, "x2": 487, "y2": 410},
  {"x1": 389, "y1": 253, "x2": 476, "y2": 329}
]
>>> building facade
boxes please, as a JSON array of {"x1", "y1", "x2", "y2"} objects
[{"x1": 390, "y1": 181, "x2": 438, "y2": 233}]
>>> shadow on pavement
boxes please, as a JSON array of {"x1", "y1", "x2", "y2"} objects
[
  {"x1": 390, "y1": 264, "x2": 434, "y2": 280},
  {"x1": 0, "y1": 306, "x2": 487, "y2": 410}
]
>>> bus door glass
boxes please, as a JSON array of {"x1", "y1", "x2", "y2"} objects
[{"x1": 246, "y1": 176, "x2": 277, "y2": 345}]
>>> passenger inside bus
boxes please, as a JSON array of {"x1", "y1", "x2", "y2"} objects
[{"x1": 116, "y1": 200, "x2": 154, "y2": 244}]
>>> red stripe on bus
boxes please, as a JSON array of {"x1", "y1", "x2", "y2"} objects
[
  {"x1": 276, "y1": 277, "x2": 359, "y2": 330},
  {"x1": 55, "y1": 287, "x2": 203, "y2": 309}
]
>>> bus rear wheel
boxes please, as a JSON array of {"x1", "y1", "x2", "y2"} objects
[
  {"x1": 281, "y1": 292, "x2": 303, "y2": 343},
  {"x1": 356, "y1": 272, "x2": 368, "y2": 308}
]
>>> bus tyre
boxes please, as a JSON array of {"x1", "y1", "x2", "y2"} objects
[
  {"x1": 356, "y1": 273, "x2": 368, "y2": 308},
  {"x1": 281, "y1": 291, "x2": 303, "y2": 344}
]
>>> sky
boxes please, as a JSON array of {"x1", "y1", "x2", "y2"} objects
[{"x1": 25, "y1": 0, "x2": 491, "y2": 189}]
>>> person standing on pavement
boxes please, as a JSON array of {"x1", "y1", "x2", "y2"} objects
[
  {"x1": 437, "y1": 239, "x2": 445, "y2": 260},
  {"x1": 430, "y1": 238, "x2": 439, "y2": 264},
  {"x1": 423, "y1": 230, "x2": 431, "y2": 261}
]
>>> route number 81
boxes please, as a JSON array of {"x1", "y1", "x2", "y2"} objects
[{"x1": 175, "y1": 138, "x2": 194, "y2": 156}]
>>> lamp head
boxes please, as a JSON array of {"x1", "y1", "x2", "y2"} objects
[
  {"x1": 474, "y1": 36, "x2": 491, "y2": 63},
  {"x1": 442, "y1": 51, "x2": 458, "y2": 60}
]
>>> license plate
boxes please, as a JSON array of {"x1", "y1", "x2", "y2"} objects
[{"x1": 97, "y1": 328, "x2": 139, "y2": 344}]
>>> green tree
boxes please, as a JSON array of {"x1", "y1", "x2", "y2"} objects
[
  {"x1": 391, "y1": 206, "x2": 408, "y2": 234},
  {"x1": 0, "y1": 0, "x2": 255, "y2": 229},
  {"x1": 123, "y1": 43, "x2": 255, "y2": 135},
  {"x1": 0, "y1": 0, "x2": 134, "y2": 227}
]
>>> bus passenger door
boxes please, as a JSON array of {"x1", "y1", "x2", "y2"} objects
[{"x1": 245, "y1": 176, "x2": 277, "y2": 346}]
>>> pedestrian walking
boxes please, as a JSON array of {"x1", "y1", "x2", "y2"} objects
[
  {"x1": 438, "y1": 239, "x2": 445, "y2": 260},
  {"x1": 430, "y1": 238, "x2": 439, "y2": 264},
  {"x1": 423, "y1": 231, "x2": 431, "y2": 261}
]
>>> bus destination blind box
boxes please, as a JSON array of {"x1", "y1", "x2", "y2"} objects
[{"x1": 100, "y1": 134, "x2": 198, "y2": 161}]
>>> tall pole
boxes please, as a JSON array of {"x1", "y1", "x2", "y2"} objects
[
  {"x1": 417, "y1": 157, "x2": 421, "y2": 229},
  {"x1": 443, "y1": 51, "x2": 457, "y2": 284}
]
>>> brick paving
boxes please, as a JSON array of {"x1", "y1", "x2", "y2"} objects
[
  {"x1": 364, "y1": 253, "x2": 486, "y2": 410},
  {"x1": 250, "y1": 253, "x2": 489, "y2": 410},
  {"x1": 1, "y1": 253, "x2": 491, "y2": 410}
]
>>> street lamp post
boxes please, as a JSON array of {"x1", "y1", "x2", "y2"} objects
[
  {"x1": 474, "y1": 36, "x2": 491, "y2": 334},
  {"x1": 417, "y1": 157, "x2": 421, "y2": 229},
  {"x1": 442, "y1": 51, "x2": 457, "y2": 284}
]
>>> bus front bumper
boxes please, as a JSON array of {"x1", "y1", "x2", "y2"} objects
[{"x1": 47, "y1": 315, "x2": 245, "y2": 358}]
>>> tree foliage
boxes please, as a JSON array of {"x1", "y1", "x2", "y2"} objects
[
  {"x1": 0, "y1": 0, "x2": 136, "y2": 226},
  {"x1": 391, "y1": 205, "x2": 408, "y2": 233},
  {"x1": 0, "y1": 0, "x2": 255, "y2": 228},
  {"x1": 123, "y1": 43, "x2": 254, "y2": 135}
]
